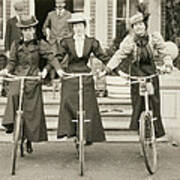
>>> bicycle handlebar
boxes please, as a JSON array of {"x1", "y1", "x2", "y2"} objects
[
  {"x1": 118, "y1": 71, "x2": 160, "y2": 85},
  {"x1": 62, "y1": 72, "x2": 93, "y2": 80},
  {"x1": 0, "y1": 73, "x2": 41, "y2": 82}
]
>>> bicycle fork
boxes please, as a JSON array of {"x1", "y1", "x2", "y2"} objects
[
  {"x1": 144, "y1": 91, "x2": 156, "y2": 141},
  {"x1": 12, "y1": 79, "x2": 24, "y2": 175}
]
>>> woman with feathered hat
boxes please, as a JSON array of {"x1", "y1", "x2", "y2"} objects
[
  {"x1": 0, "y1": 15, "x2": 52, "y2": 153},
  {"x1": 101, "y1": 3, "x2": 177, "y2": 138}
]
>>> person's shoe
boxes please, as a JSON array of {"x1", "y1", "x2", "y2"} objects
[
  {"x1": 1, "y1": 89, "x2": 7, "y2": 97},
  {"x1": 5, "y1": 124, "x2": 14, "y2": 134},
  {"x1": 85, "y1": 141, "x2": 93, "y2": 146},
  {"x1": 26, "y1": 140, "x2": 33, "y2": 153}
]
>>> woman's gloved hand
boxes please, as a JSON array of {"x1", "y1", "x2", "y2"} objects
[
  {"x1": 57, "y1": 68, "x2": 64, "y2": 78},
  {"x1": 39, "y1": 68, "x2": 48, "y2": 79},
  {"x1": 0, "y1": 69, "x2": 8, "y2": 76}
]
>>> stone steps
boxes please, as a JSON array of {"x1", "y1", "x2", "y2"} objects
[{"x1": 0, "y1": 129, "x2": 169, "y2": 143}]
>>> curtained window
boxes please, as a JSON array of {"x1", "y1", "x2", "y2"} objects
[
  {"x1": 115, "y1": 0, "x2": 138, "y2": 37},
  {"x1": 73, "y1": 0, "x2": 84, "y2": 12}
]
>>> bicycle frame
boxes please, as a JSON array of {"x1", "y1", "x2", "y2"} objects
[
  {"x1": 119, "y1": 72, "x2": 158, "y2": 174},
  {"x1": 0, "y1": 74, "x2": 41, "y2": 175},
  {"x1": 63, "y1": 72, "x2": 92, "y2": 176}
]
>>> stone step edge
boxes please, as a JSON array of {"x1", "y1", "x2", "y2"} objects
[
  {"x1": 0, "y1": 98, "x2": 132, "y2": 105},
  {"x1": 0, "y1": 134, "x2": 169, "y2": 143}
]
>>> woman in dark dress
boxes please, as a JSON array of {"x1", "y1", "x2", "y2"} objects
[
  {"x1": 45, "y1": 13, "x2": 109, "y2": 144},
  {"x1": 0, "y1": 15, "x2": 51, "y2": 152},
  {"x1": 101, "y1": 6, "x2": 174, "y2": 138}
]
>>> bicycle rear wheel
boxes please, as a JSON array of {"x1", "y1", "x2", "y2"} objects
[{"x1": 139, "y1": 111, "x2": 157, "y2": 174}]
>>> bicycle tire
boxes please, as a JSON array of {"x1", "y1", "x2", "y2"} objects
[
  {"x1": 79, "y1": 132, "x2": 84, "y2": 176},
  {"x1": 11, "y1": 113, "x2": 21, "y2": 175},
  {"x1": 139, "y1": 111, "x2": 157, "y2": 174}
]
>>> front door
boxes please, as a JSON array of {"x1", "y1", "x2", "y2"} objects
[
  {"x1": 34, "y1": 0, "x2": 81, "y2": 39},
  {"x1": 35, "y1": 0, "x2": 55, "y2": 39}
]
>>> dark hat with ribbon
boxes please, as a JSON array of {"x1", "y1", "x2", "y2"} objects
[{"x1": 16, "y1": 15, "x2": 39, "y2": 28}]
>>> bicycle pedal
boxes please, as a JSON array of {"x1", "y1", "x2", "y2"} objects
[
  {"x1": 84, "y1": 119, "x2": 90, "y2": 123},
  {"x1": 72, "y1": 119, "x2": 78, "y2": 123},
  {"x1": 152, "y1": 117, "x2": 157, "y2": 121}
]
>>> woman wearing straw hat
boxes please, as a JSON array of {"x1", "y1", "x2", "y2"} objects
[
  {"x1": 0, "y1": 15, "x2": 52, "y2": 153},
  {"x1": 44, "y1": 13, "x2": 109, "y2": 144},
  {"x1": 100, "y1": 3, "x2": 178, "y2": 138}
]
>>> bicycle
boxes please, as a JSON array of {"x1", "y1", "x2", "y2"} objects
[
  {"x1": 119, "y1": 71, "x2": 159, "y2": 175},
  {"x1": 0, "y1": 73, "x2": 41, "y2": 175},
  {"x1": 62, "y1": 72, "x2": 92, "y2": 176}
]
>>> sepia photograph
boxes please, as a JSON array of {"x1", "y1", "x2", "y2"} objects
[{"x1": 0, "y1": 0, "x2": 180, "y2": 179}]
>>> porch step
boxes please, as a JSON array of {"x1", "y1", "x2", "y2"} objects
[{"x1": 0, "y1": 129, "x2": 169, "y2": 143}]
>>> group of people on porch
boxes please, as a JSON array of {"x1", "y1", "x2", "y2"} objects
[{"x1": 0, "y1": 0, "x2": 177, "y2": 153}]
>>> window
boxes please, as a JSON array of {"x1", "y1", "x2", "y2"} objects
[
  {"x1": 115, "y1": 0, "x2": 138, "y2": 38},
  {"x1": 73, "y1": 0, "x2": 84, "y2": 13}
]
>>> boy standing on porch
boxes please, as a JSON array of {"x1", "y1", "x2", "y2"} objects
[{"x1": 43, "y1": 0, "x2": 71, "y2": 85}]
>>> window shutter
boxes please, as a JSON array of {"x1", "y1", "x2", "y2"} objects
[
  {"x1": 90, "y1": 0, "x2": 96, "y2": 37},
  {"x1": 107, "y1": 0, "x2": 113, "y2": 45}
]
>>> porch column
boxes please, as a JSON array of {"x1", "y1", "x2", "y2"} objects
[
  {"x1": 148, "y1": 0, "x2": 161, "y2": 33},
  {"x1": 160, "y1": 70, "x2": 180, "y2": 144}
]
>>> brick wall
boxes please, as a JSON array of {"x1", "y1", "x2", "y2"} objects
[
  {"x1": 161, "y1": 0, "x2": 166, "y2": 38},
  {"x1": 107, "y1": 0, "x2": 113, "y2": 46},
  {"x1": 90, "y1": 0, "x2": 96, "y2": 37}
]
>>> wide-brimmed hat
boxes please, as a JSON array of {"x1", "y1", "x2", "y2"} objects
[
  {"x1": 55, "y1": 0, "x2": 66, "y2": 7},
  {"x1": 67, "y1": 13, "x2": 86, "y2": 24},
  {"x1": 130, "y1": 13, "x2": 144, "y2": 25},
  {"x1": 13, "y1": 1, "x2": 25, "y2": 12},
  {"x1": 16, "y1": 15, "x2": 39, "y2": 28}
]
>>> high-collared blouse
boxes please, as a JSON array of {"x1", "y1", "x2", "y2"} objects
[
  {"x1": 6, "y1": 39, "x2": 52, "y2": 75},
  {"x1": 106, "y1": 32, "x2": 172, "y2": 71},
  {"x1": 50, "y1": 35, "x2": 109, "y2": 73},
  {"x1": 73, "y1": 34, "x2": 85, "y2": 58}
]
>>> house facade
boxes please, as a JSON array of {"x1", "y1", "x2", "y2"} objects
[{"x1": 0, "y1": 0, "x2": 166, "y2": 50}]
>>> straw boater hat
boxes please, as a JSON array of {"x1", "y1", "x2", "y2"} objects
[
  {"x1": 13, "y1": 1, "x2": 24, "y2": 11},
  {"x1": 67, "y1": 13, "x2": 86, "y2": 24},
  {"x1": 16, "y1": 15, "x2": 39, "y2": 28},
  {"x1": 55, "y1": 0, "x2": 66, "y2": 7}
]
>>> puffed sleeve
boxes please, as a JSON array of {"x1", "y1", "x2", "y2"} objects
[
  {"x1": 92, "y1": 39, "x2": 109, "y2": 63},
  {"x1": 49, "y1": 39, "x2": 68, "y2": 71},
  {"x1": 6, "y1": 41, "x2": 17, "y2": 72},
  {"x1": 106, "y1": 35, "x2": 134, "y2": 71},
  {"x1": 151, "y1": 32, "x2": 172, "y2": 66}
]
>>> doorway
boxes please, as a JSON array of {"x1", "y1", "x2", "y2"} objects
[{"x1": 34, "y1": 0, "x2": 77, "y2": 39}]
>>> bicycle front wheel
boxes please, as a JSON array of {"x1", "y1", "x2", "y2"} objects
[
  {"x1": 11, "y1": 113, "x2": 22, "y2": 175},
  {"x1": 139, "y1": 111, "x2": 157, "y2": 175}
]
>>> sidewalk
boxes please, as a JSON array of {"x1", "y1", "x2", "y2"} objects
[{"x1": 0, "y1": 142, "x2": 180, "y2": 180}]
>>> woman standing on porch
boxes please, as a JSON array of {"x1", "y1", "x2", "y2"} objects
[{"x1": 43, "y1": 13, "x2": 109, "y2": 144}]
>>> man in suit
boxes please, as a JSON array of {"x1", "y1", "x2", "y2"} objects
[
  {"x1": 4, "y1": 1, "x2": 25, "y2": 58},
  {"x1": 43, "y1": 0, "x2": 71, "y2": 85}
]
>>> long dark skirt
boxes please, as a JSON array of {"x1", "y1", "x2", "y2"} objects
[
  {"x1": 57, "y1": 76, "x2": 105, "y2": 142},
  {"x1": 2, "y1": 80, "x2": 48, "y2": 142},
  {"x1": 129, "y1": 76, "x2": 165, "y2": 138}
]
